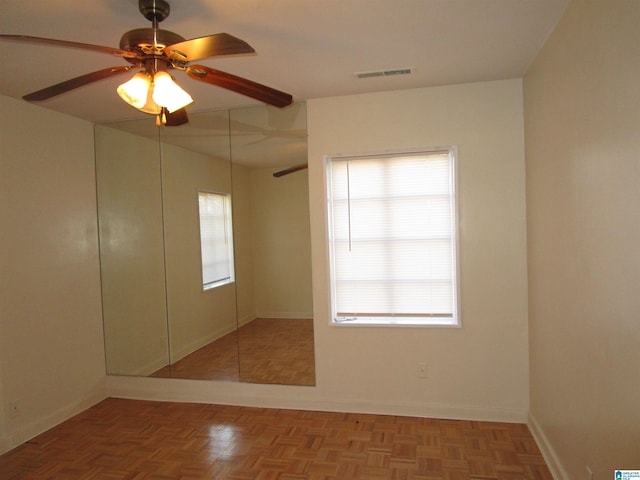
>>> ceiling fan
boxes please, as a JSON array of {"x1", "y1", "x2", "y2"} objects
[{"x1": 0, "y1": 0, "x2": 293, "y2": 126}]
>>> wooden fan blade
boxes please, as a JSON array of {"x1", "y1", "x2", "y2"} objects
[
  {"x1": 0, "y1": 34, "x2": 140, "y2": 59},
  {"x1": 186, "y1": 65, "x2": 292, "y2": 108},
  {"x1": 164, "y1": 33, "x2": 254, "y2": 62},
  {"x1": 23, "y1": 66, "x2": 134, "y2": 101},
  {"x1": 273, "y1": 163, "x2": 308, "y2": 177}
]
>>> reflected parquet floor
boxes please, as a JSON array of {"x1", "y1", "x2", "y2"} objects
[
  {"x1": 238, "y1": 318, "x2": 315, "y2": 386},
  {"x1": 152, "y1": 318, "x2": 315, "y2": 386}
]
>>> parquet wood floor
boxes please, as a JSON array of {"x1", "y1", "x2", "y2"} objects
[
  {"x1": 0, "y1": 398, "x2": 552, "y2": 480},
  {"x1": 151, "y1": 318, "x2": 315, "y2": 386}
]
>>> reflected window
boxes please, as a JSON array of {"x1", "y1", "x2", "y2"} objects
[{"x1": 198, "y1": 191, "x2": 235, "y2": 290}]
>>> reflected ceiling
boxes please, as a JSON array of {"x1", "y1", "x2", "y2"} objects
[{"x1": 106, "y1": 102, "x2": 307, "y2": 169}]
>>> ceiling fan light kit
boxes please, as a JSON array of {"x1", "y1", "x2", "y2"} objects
[
  {"x1": 116, "y1": 72, "x2": 152, "y2": 109},
  {"x1": 0, "y1": 0, "x2": 293, "y2": 126},
  {"x1": 117, "y1": 68, "x2": 193, "y2": 115},
  {"x1": 151, "y1": 71, "x2": 193, "y2": 112}
]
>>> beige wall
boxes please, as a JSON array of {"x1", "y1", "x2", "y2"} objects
[
  {"x1": 0, "y1": 96, "x2": 106, "y2": 452},
  {"x1": 307, "y1": 79, "x2": 529, "y2": 419},
  {"x1": 524, "y1": 1, "x2": 640, "y2": 478},
  {"x1": 107, "y1": 79, "x2": 531, "y2": 424}
]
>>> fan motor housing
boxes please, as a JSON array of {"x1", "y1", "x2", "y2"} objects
[{"x1": 120, "y1": 28, "x2": 186, "y2": 61}]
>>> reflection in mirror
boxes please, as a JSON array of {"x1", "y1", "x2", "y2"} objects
[
  {"x1": 230, "y1": 103, "x2": 315, "y2": 385},
  {"x1": 97, "y1": 111, "x2": 238, "y2": 380},
  {"x1": 96, "y1": 102, "x2": 314, "y2": 385},
  {"x1": 153, "y1": 110, "x2": 238, "y2": 380},
  {"x1": 95, "y1": 121, "x2": 169, "y2": 376}
]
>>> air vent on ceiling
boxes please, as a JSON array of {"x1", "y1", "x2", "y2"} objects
[{"x1": 354, "y1": 67, "x2": 413, "y2": 79}]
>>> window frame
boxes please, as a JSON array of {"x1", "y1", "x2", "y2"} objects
[
  {"x1": 197, "y1": 190, "x2": 235, "y2": 292},
  {"x1": 325, "y1": 146, "x2": 461, "y2": 328}
]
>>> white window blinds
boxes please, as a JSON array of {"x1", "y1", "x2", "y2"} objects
[
  {"x1": 327, "y1": 149, "x2": 459, "y2": 325},
  {"x1": 198, "y1": 191, "x2": 235, "y2": 290}
]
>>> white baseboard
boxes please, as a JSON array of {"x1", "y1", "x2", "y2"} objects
[
  {"x1": 1, "y1": 376, "x2": 529, "y2": 456},
  {"x1": 105, "y1": 375, "x2": 527, "y2": 424},
  {"x1": 528, "y1": 412, "x2": 568, "y2": 480},
  {"x1": 0, "y1": 433, "x2": 10, "y2": 455},
  {"x1": 1, "y1": 385, "x2": 106, "y2": 455}
]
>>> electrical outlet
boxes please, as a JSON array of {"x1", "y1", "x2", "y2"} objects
[
  {"x1": 417, "y1": 362, "x2": 428, "y2": 379},
  {"x1": 9, "y1": 400, "x2": 19, "y2": 418},
  {"x1": 586, "y1": 466, "x2": 593, "y2": 480}
]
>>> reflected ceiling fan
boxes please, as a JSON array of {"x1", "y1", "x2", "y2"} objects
[
  {"x1": 0, "y1": 0, "x2": 293, "y2": 126},
  {"x1": 273, "y1": 163, "x2": 308, "y2": 177}
]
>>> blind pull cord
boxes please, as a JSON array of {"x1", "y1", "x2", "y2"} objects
[{"x1": 347, "y1": 161, "x2": 352, "y2": 252}]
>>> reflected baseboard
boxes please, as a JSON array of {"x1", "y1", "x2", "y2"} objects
[
  {"x1": 125, "y1": 357, "x2": 174, "y2": 377},
  {"x1": 255, "y1": 312, "x2": 313, "y2": 320},
  {"x1": 170, "y1": 322, "x2": 237, "y2": 364},
  {"x1": 237, "y1": 314, "x2": 256, "y2": 327}
]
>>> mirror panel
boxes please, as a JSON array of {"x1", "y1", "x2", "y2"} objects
[
  {"x1": 229, "y1": 104, "x2": 315, "y2": 385},
  {"x1": 95, "y1": 122, "x2": 169, "y2": 376},
  {"x1": 156, "y1": 110, "x2": 238, "y2": 380},
  {"x1": 96, "y1": 103, "x2": 314, "y2": 385}
]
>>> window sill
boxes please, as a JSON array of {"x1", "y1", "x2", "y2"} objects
[
  {"x1": 331, "y1": 317, "x2": 460, "y2": 328},
  {"x1": 202, "y1": 279, "x2": 235, "y2": 292}
]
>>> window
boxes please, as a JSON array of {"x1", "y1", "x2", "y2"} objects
[
  {"x1": 326, "y1": 147, "x2": 460, "y2": 326},
  {"x1": 198, "y1": 191, "x2": 235, "y2": 290}
]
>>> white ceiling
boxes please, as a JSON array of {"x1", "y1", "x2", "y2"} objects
[{"x1": 0, "y1": 0, "x2": 568, "y2": 125}]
